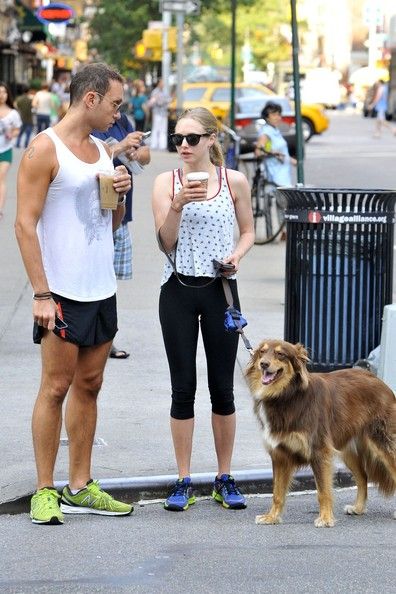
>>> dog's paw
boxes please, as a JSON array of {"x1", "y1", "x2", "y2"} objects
[
  {"x1": 255, "y1": 513, "x2": 282, "y2": 525},
  {"x1": 344, "y1": 504, "x2": 366, "y2": 516},
  {"x1": 314, "y1": 515, "x2": 335, "y2": 528}
]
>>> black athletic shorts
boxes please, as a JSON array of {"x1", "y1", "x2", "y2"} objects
[{"x1": 33, "y1": 292, "x2": 118, "y2": 347}]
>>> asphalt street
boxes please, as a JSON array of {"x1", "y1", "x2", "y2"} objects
[{"x1": 0, "y1": 488, "x2": 395, "y2": 593}]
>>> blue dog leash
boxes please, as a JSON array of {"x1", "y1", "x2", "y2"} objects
[{"x1": 221, "y1": 277, "x2": 254, "y2": 356}]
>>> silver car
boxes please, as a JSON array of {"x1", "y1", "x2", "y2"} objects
[{"x1": 232, "y1": 95, "x2": 296, "y2": 156}]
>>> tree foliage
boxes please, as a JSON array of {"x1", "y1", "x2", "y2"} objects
[
  {"x1": 190, "y1": 0, "x2": 291, "y2": 75},
  {"x1": 87, "y1": 0, "x2": 291, "y2": 78},
  {"x1": 88, "y1": 0, "x2": 160, "y2": 72}
]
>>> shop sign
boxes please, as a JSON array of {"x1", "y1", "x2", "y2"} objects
[{"x1": 36, "y1": 3, "x2": 75, "y2": 25}]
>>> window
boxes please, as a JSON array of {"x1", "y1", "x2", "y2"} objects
[
  {"x1": 211, "y1": 88, "x2": 231, "y2": 102},
  {"x1": 184, "y1": 88, "x2": 206, "y2": 101},
  {"x1": 240, "y1": 87, "x2": 268, "y2": 98}
]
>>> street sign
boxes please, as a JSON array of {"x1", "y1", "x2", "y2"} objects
[{"x1": 160, "y1": 0, "x2": 200, "y2": 15}]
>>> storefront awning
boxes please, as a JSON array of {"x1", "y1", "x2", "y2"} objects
[{"x1": 16, "y1": 0, "x2": 47, "y2": 41}]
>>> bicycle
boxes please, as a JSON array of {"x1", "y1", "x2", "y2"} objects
[
  {"x1": 219, "y1": 124, "x2": 241, "y2": 170},
  {"x1": 219, "y1": 128, "x2": 286, "y2": 244},
  {"x1": 248, "y1": 153, "x2": 287, "y2": 245}
]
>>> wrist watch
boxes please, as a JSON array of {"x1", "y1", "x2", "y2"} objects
[{"x1": 117, "y1": 194, "x2": 126, "y2": 206}]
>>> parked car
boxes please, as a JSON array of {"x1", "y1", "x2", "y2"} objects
[
  {"x1": 168, "y1": 82, "x2": 329, "y2": 141},
  {"x1": 230, "y1": 96, "x2": 297, "y2": 156}
]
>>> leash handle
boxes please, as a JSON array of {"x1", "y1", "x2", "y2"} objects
[{"x1": 221, "y1": 276, "x2": 234, "y2": 307}]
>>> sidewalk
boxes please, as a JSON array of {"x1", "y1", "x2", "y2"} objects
[{"x1": 4, "y1": 115, "x2": 384, "y2": 512}]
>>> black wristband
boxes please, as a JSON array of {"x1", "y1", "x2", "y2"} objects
[{"x1": 33, "y1": 292, "x2": 52, "y2": 301}]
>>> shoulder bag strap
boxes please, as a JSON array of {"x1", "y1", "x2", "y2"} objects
[{"x1": 157, "y1": 231, "x2": 219, "y2": 288}]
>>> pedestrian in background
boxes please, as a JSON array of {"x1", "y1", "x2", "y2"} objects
[
  {"x1": 152, "y1": 107, "x2": 254, "y2": 512},
  {"x1": 130, "y1": 79, "x2": 148, "y2": 132},
  {"x1": 0, "y1": 81, "x2": 21, "y2": 221},
  {"x1": 15, "y1": 85, "x2": 34, "y2": 149},
  {"x1": 148, "y1": 78, "x2": 170, "y2": 150},
  {"x1": 32, "y1": 82, "x2": 56, "y2": 133},
  {"x1": 15, "y1": 62, "x2": 134, "y2": 525},
  {"x1": 93, "y1": 112, "x2": 151, "y2": 359},
  {"x1": 49, "y1": 88, "x2": 62, "y2": 126},
  {"x1": 369, "y1": 79, "x2": 396, "y2": 138},
  {"x1": 255, "y1": 101, "x2": 296, "y2": 186}
]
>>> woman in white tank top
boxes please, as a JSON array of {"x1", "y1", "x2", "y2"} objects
[{"x1": 152, "y1": 107, "x2": 254, "y2": 512}]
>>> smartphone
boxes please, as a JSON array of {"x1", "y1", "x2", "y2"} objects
[
  {"x1": 142, "y1": 130, "x2": 151, "y2": 139},
  {"x1": 212, "y1": 259, "x2": 236, "y2": 272},
  {"x1": 55, "y1": 315, "x2": 68, "y2": 330}
]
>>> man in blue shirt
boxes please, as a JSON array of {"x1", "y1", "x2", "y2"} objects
[{"x1": 93, "y1": 113, "x2": 150, "y2": 358}]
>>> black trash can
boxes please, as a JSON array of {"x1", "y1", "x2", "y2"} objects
[{"x1": 278, "y1": 187, "x2": 396, "y2": 371}]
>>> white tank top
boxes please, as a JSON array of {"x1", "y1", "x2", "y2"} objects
[
  {"x1": 37, "y1": 128, "x2": 117, "y2": 301},
  {"x1": 161, "y1": 166, "x2": 236, "y2": 285}
]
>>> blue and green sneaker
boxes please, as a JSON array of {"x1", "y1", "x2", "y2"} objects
[
  {"x1": 60, "y1": 479, "x2": 133, "y2": 516},
  {"x1": 212, "y1": 474, "x2": 247, "y2": 509},
  {"x1": 164, "y1": 477, "x2": 196, "y2": 511},
  {"x1": 30, "y1": 487, "x2": 64, "y2": 525}
]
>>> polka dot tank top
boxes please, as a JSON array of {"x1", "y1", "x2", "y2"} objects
[{"x1": 161, "y1": 166, "x2": 236, "y2": 285}]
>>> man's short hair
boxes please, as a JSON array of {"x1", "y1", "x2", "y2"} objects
[
  {"x1": 69, "y1": 63, "x2": 124, "y2": 105},
  {"x1": 261, "y1": 101, "x2": 282, "y2": 120}
]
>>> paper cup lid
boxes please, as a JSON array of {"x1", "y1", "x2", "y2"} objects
[{"x1": 186, "y1": 171, "x2": 209, "y2": 181}]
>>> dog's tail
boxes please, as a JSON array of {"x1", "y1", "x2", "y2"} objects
[{"x1": 362, "y1": 437, "x2": 396, "y2": 497}]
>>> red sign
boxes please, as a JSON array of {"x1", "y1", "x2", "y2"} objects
[
  {"x1": 36, "y1": 3, "x2": 75, "y2": 24},
  {"x1": 308, "y1": 211, "x2": 323, "y2": 224}
]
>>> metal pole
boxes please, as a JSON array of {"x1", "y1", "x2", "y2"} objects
[
  {"x1": 176, "y1": 11, "x2": 184, "y2": 114},
  {"x1": 290, "y1": 0, "x2": 304, "y2": 184},
  {"x1": 230, "y1": 0, "x2": 237, "y2": 130},
  {"x1": 162, "y1": 10, "x2": 171, "y2": 95}
]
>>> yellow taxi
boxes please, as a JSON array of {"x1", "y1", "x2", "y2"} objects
[{"x1": 169, "y1": 82, "x2": 329, "y2": 141}]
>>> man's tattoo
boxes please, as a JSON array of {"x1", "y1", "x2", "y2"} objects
[{"x1": 26, "y1": 146, "x2": 35, "y2": 159}]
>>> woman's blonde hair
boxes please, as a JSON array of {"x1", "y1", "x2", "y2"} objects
[{"x1": 177, "y1": 107, "x2": 224, "y2": 166}]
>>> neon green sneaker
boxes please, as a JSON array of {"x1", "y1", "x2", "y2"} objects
[
  {"x1": 30, "y1": 487, "x2": 64, "y2": 525},
  {"x1": 60, "y1": 479, "x2": 133, "y2": 516}
]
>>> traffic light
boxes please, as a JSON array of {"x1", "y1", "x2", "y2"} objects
[
  {"x1": 134, "y1": 28, "x2": 177, "y2": 61},
  {"x1": 134, "y1": 41, "x2": 146, "y2": 59}
]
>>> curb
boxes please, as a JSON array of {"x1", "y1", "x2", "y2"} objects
[{"x1": 0, "y1": 465, "x2": 354, "y2": 515}]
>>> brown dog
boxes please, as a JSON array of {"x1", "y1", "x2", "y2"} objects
[{"x1": 245, "y1": 339, "x2": 396, "y2": 527}]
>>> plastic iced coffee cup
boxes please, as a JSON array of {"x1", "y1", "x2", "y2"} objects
[
  {"x1": 99, "y1": 170, "x2": 119, "y2": 210},
  {"x1": 186, "y1": 171, "x2": 209, "y2": 198}
]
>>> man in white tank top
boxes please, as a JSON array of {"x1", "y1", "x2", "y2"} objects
[{"x1": 15, "y1": 63, "x2": 134, "y2": 525}]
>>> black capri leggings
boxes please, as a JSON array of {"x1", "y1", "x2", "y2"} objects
[{"x1": 159, "y1": 274, "x2": 241, "y2": 420}]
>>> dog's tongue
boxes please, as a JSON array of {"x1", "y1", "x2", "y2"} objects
[{"x1": 262, "y1": 371, "x2": 276, "y2": 385}]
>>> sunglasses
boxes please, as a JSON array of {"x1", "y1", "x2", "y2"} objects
[
  {"x1": 96, "y1": 92, "x2": 123, "y2": 112},
  {"x1": 170, "y1": 133, "x2": 210, "y2": 147}
]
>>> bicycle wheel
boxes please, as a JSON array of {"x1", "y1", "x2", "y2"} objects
[{"x1": 252, "y1": 179, "x2": 286, "y2": 245}]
